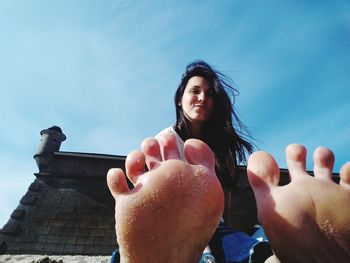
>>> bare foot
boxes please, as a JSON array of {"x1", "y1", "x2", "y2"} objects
[
  {"x1": 247, "y1": 144, "x2": 350, "y2": 263},
  {"x1": 107, "y1": 134, "x2": 224, "y2": 263}
]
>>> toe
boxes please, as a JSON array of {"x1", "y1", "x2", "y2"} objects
[
  {"x1": 313, "y1": 147, "x2": 334, "y2": 181},
  {"x1": 141, "y1": 137, "x2": 162, "y2": 170},
  {"x1": 125, "y1": 150, "x2": 146, "y2": 184},
  {"x1": 107, "y1": 168, "x2": 130, "y2": 197},
  {"x1": 285, "y1": 144, "x2": 307, "y2": 180},
  {"x1": 340, "y1": 162, "x2": 350, "y2": 189},
  {"x1": 158, "y1": 133, "x2": 181, "y2": 160},
  {"x1": 247, "y1": 151, "x2": 280, "y2": 190},
  {"x1": 183, "y1": 138, "x2": 215, "y2": 170}
]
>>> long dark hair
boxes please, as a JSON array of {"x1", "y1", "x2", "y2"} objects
[{"x1": 174, "y1": 60, "x2": 254, "y2": 189}]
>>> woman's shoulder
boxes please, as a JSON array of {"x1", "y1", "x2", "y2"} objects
[{"x1": 155, "y1": 125, "x2": 177, "y2": 138}]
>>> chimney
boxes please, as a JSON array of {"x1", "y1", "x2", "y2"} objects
[{"x1": 33, "y1": 126, "x2": 66, "y2": 170}]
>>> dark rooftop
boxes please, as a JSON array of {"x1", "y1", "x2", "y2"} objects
[{"x1": 0, "y1": 150, "x2": 125, "y2": 255}]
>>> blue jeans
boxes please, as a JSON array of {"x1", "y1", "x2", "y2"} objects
[
  {"x1": 209, "y1": 222, "x2": 272, "y2": 263},
  {"x1": 110, "y1": 223, "x2": 272, "y2": 263},
  {"x1": 110, "y1": 249, "x2": 120, "y2": 263}
]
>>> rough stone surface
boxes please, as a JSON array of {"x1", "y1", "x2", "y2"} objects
[{"x1": 0, "y1": 151, "x2": 125, "y2": 256}]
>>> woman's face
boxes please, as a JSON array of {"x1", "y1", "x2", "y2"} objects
[{"x1": 180, "y1": 76, "x2": 214, "y2": 124}]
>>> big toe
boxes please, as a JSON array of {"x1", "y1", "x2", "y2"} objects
[
  {"x1": 247, "y1": 151, "x2": 280, "y2": 191},
  {"x1": 340, "y1": 162, "x2": 350, "y2": 189},
  {"x1": 183, "y1": 139, "x2": 215, "y2": 170}
]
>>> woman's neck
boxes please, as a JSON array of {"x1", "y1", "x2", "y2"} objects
[{"x1": 189, "y1": 122, "x2": 205, "y2": 139}]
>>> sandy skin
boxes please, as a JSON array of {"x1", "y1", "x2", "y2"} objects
[
  {"x1": 108, "y1": 136, "x2": 350, "y2": 263},
  {"x1": 107, "y1": 134, "x2": 224, "y2": 263},
  {"x1": 247, "y1": 144, "x2": 350, "y2": 263}
]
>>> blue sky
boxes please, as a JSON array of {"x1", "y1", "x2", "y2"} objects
[{"x1": 0, "y1": 1, "x2": 349, "y2": 227}]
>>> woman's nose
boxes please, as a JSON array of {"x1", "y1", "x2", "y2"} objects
[{"x1": 198, "y1": 92, "x2": 206, "y2": 102}]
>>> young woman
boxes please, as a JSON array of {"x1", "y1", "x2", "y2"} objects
[
  {"x1": 156, "y1": 60, "x2": 273, "y2": 263},
  {"x1": 110, "y1": 60, "x2": 273, "y2": 263}
]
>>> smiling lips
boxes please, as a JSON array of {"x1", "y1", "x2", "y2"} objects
[
  {"x1": 193, "y1": 105, "x2": 208, "y2": 114},
  {"x1": 194, "y1": 104, "x2": 205, "y2": 108}
]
